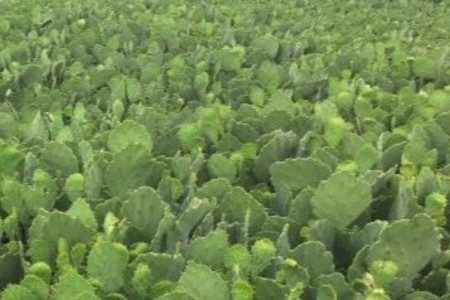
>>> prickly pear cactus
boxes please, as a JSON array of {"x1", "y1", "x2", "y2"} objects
[{"x1": 366, "y1": 214, "x2": 440, "y2": 279}]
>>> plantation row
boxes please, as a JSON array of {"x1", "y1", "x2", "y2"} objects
[{"x1": 1, "y1": 0, "x2": 450, "y2": 299}]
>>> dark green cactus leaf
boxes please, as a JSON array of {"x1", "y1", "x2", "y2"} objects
[
  {"x1": 25, "y1": 169, "x2": 58, "y2": 216},
  {"x1": 316, "y1": 285, "x2": 337, "y2": 300},
  {"x1": 185, "y1": 229, "x2": 229, "y2": 270},
  {"x1": 120, "y1": 187, "x2": 166, "y2": 241},
  {"x1": 149, "y1": 209, "x2": 178, "y2": 253},
  {"x1": 105, "y1": 144, "x2": 153, "y2": 197},
  {"x1": 308, "y1": 219, "x2": 336, "y2": 251},
  {"x1": 224, "y1": 244, "x2": 252, "y2": 278},
  {"x1": 29, "y1": 210, "x2": 95, "y2": 250},
  {"x1": 158, "y1": 176, "x2": 184, "y2": 204},
  {"x1": 388, "y1": 176, "x2": 418, "y2": 221},
  {"x1": 270, "y1": 157, "x2": 332, "y2": 192},
  {"x1": 415, "y1": 166, "x2": 437, "y2": 204},
  {"x1": 254, "y1": 277, "x2": 288, "y2": 300},
  {"x1": 311, "y1": 171, "x2": 372, "y2": 229},
  {"x1": 196, "y1": 178, "x2": 233, "y2": 201},
  {"x1": 314, "y1": 273, "x2": 357, "y2": 300},
  {"x1": 1, "y1": 285, "x2": 37, "y2": 300},
  {"x1": 288, "y1": 241, "x2": 334, "y2": 280},
  {"x1": 87, "y1": 239, "x2": 130, "y2": 293},
  {"x1": 40, "y1": 142, "x2": 79, "y2": 178},
  {"x1": 178, "y1": 261, "x2": 230, "y2": 300},
  {"x1": 1, "y1": 179, "x2": 28, "y2": 223},
  {"x1": 216, "y1": 187, "x2": 267, "y2": 236},
  {"x1": 253, "y1": 130, "x2": 298, "y2": 182},
  {"x1": 0, "y1": 247, "x2": 24, "y2": 290},
  {"x1": 53, "y1": 268, "x2": 98, "y2": 300},
  {"x1": 231, "y1": 279, "x2": 254, "y2": 300},
  {"x1": 130, "y1": 253, "x2": 185, "y2": 284},
  {"x1": 404, "y1": 291, "x2": 439, "y2": 300},
  {"x1": 207, "y1": 153, "x2": 237, "y2": 183},
  {"x1": 107, "y1": 119, "x2": 153, "y2": 154},
  {"x1": 289, "y1": 187, "x2": 314, "y2": 227},
  {"x1": 351, "y1": 221, "x2": 388, "y2": 252},
  {"x1": 366, "y1": 214, "x2": 440, "y2": 279},
  {"x1": 176, "y1": 197, "x2": 212, "y2": 242},
  {"x1": 21, "y1": 274, "x2": 49, "y2": 300}
]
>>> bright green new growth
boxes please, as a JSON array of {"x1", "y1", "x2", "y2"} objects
[
  {"x1": 64, "y1": 173, "x2": 85, "y2": 202},
  {"x1": 364, "y1": 289, "x2": 390, "y2": 300},
  {"x1": 197, "y1": 104, "x2": 231, "y2": 144},
  {"x1": 286, "y1": 282, "x2": 304, "y2": 300},
  {"x1": 424, "y1": 192, "x2": 447, "y2": 225},
  {"x1": 231, "y1": 279, "x2": 254, "y2": 300},
  {"x1": 132, "y1": 263, "x2": 152, "y2": 297},
  {"x1": 369, "y1": 260, "x2": 398, "y2": 289},
  {"x1": 21, "y1": 274, "x2": 49, "y2": 300},
  {"x1": 3, "y1": 212, "x2": 18, "y2": 240},
  {"x1": 224, "y1": 244, "x2": 252, "y2": 278},
  {"x1": 335, "y1": 160, "x2": 359, "y2": 174},
  {"x1": 324, "y1": 116, "x2": 349, "y2": 148},
  {"x1": 251, "y1": 238, "x2": 276, "y2": 277},
  {"x1": 70, "y1": 243, "x2": 88, "y2": 269},
  {"x1": 177, "y1": 122, "x2": 203, "y2": 155},
  {"x1": 28, "y1": 210, "x2": 96, "y2": 256},
  {"x1": 28, "y1": 262, "x2": 52, "y2": 284},
  {"x1": 67, "y1": 198, "x2": 98, "y2": 230},
  {"x1": 194, "y1": 71, "x2": 209, "y2": 96},
  {"x1": 83, "y1": 161, "x2": 102, "y2": 200},
  {"x1": 56, "y1": 238, "x2": 71, "y2": 274},
  {"x1": 112, "y1": 99, "x2": 125, "y2": 121}
]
